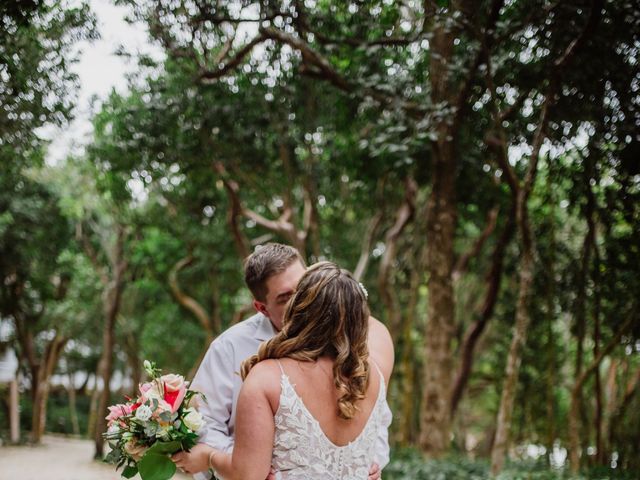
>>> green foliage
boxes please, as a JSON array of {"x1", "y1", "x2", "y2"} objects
[
  {"x1": 386, "y1": 450, "x2": 640, "y2": 480},
  {"x1": 2, "y1": 0, "x2": 639, "y2": 474},
  {"x1": 0, "y1": 0, "x2": 96, "y2": 170},
  {"x1": 137, "y1": 452, "x2": 176, "y2": 480}
]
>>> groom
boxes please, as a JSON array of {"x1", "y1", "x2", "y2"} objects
[{"x1": 182, "y1": 243, "x2": 393, "y2": 479}]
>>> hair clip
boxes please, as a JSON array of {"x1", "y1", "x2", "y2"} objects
[{"x1": 358, "y1": 282, "x2": 369, "y2": 299}]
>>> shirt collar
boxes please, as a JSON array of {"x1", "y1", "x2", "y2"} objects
[{"x1": 254, "y1": 313, "x2": 278, "y2": 341}]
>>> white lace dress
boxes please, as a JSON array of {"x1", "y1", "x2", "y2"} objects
[{"x1": 271, "y1": 363, "x2": 390, "y2": 479}]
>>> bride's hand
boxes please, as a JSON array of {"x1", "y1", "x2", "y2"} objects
[
  {"x1": 171, "y1": 443, "x2": 212, "y2": 475},
  {"x1": 368, "y1": 462, "x2": 381, "y2": 480}
]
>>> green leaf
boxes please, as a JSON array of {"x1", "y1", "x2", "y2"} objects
[
  {"x1": 122, "y1": 465, "x2": 138, "y2": 479},
  {"x1": 146, "y1": 440, "x2": 182, "y2": 455},
  {"x1": 104, "y1": 448, "x2": 121, "y2": 464},
  {"x1": 138, "y1": 453, "x2": 176, "y2": 480}
]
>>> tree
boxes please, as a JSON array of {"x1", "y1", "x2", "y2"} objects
[
  {"x1": 109, "y1": 0, "x2": 640, "y2": 461},
  {"x1": 0, "y1": 0, "x2": 95, "y2": 442}
]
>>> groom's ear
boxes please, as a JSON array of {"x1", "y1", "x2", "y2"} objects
[{"x1": 253, "y1": 299, "x2": 268, "y2": 316}]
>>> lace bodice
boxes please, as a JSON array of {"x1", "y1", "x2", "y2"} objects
[{"x1": 271, "y1": 365, "x2": 389, "y2": 480}]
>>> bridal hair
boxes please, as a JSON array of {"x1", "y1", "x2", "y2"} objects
[
  {"x1": 241, "y1": 261, "x2": 370, "y2": 420},
  {"x1": 244, "y1": 243, "x2": 305, "y2": 302}
]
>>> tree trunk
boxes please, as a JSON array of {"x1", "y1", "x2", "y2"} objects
[
  {"x1": 30, "y1": 379, "x2": 45, "y2": 443},
  {"x1": 545, "y1": 311, "x2": 556, "y2": 465},
  {"x1": 601, "y1": 358, "x2": 619, "y2": 463},
  {"x1": 544, "y1": 165, "x2": 557, "y2": 464},
  {"x1": 490, "y1": 188, "x2": 536, "y2": 475},
  {"x1": 30, "y1": 333, "x2": 67, "y2": 443},
  {"x1": 450, "y1": 206, "x2": 515, "y2": 416},
  {"x1": 568, "y1": 315, "x2": 634, "y2": 473},
  {"x1": 610, "y1": 367, "x2": 640, "y2": 470},
  {"x1": 125, "y1": 330, "x2": 143, "y2": 398},
  {"x1": 419, "y1": 13, "x2": 457, "y2": 456},
  {"x1": 93, "y1": 227, "x2": 127, "y2": 459},
  {"x1": 396, "y1": 266, "x2": 421, "y2": 446},
  {"x1": 420, "y1": 142, "x2": 456, "y2": 456},
  {"x1": 593, "y1": 304, "x2": 603, "y2": 464},
  {"x1": 87, "y1": 379, "x2": 99, "y2": 439},
  {"x1": 585, "y1": 158, "x2": 604, "y2": 464},
  {"x1": 10, "y1": 379, "x2": 20, "y2": 443},
  {"x1": 67, "y1": 372, "x2": 80, "y2": 436},
  {"x1": 378, "y1": 177, "x2": 417, "y2": 338}
]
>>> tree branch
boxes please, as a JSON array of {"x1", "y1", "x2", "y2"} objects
[
  {"x1": 76, "y1": 223, "x2": 108, "y2": 286},
  {"x1": 199, "y1": 34, "x2": 267, "y2": 82},
  {"x1": 168, "y1": 255, "x2": 213, "y2": 340},
  {"x1": 213, "y1": 162, "x2": 251, "y2": 259},
  {"x1": 553, "y1": 0, "x2": 604, "y2": 72},
  {"x1": 258, "y1": 27, "x2": 427, "y2": 118},
  {"x1": 452, "y1": 0, "x2": 505, "y2": 129},
  {"x1": 378, "y1": 177, "x2": 418, "y2": 333},
  {"x1": 453, "y1": 206, "x2": 499, "y2": 280},
  {"x1": 574, "y1": 313, "x2": 635, "y2": 394},
  {"x1": 450, "y1": 204, "x2": 516, "y2": 414},
  {"x1": 354, "y1": 211, "x2": 384, "y2": 282}
]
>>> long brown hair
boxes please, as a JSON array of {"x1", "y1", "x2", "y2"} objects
[{"x1": 240, "y1": 261, "x2": 370, "y2": 419}]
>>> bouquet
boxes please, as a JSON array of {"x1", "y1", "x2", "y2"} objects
[{"x1": 103, "y1": 360, "x2": 205, "y2": 480}]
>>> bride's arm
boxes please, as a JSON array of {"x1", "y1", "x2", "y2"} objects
[
  {"x1": 210, "y1": 362, "x2": 277, "y2": 480},
  {"x1": 367, "y1": 316, "x2": 395, "y2": 471}
]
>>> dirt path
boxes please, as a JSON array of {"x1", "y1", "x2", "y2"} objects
[{"x1": 0, "y1": 435, "x2": 192, "y2": 480}]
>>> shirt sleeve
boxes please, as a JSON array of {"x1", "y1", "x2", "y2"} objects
[{"x1": 190, "y1": 337, "x2": 236, "y2": 454}]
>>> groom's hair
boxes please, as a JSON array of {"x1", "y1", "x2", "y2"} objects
[{"x1": 244, "y1": 243, "x2": 305, "y2": 301}]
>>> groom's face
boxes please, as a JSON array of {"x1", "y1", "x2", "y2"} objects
[{"x1": 254, "y1": 260, "x2": 306, "y2": 331}]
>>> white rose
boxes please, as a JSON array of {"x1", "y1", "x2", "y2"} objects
[
  {"x1": 157, "y1": 424, "x2": 172, "y2": 440},
  {"x1": 107, "y1": 424, "x2": 121, "y2": 435},
  {"x1": 182, "y1": 408, "x2": 204, "y2": 432},
  {"x1": 135, "y1": 405, "x2": 153, "y2": 422},
  {"x1": 184, "y1": 391, "x2": 202, "y2": 410}
]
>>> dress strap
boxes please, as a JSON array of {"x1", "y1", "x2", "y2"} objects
[
  {"x1": 276, "y1": 359, "x2": 286, "y2": 375},
  {"x1": 370, "y1": 358, "x2": 385, "y2": 382}
]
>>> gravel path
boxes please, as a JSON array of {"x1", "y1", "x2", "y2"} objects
[{"x1": 0, "y1": 435, "x2": 192, "y2": 480}]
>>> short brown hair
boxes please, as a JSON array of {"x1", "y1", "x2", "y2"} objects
[{"x1": 244, "y1": 243, "x2": 305, "y2": 301}]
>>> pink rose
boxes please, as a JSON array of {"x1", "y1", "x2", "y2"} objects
[
  {"x1": 139, "y1": 381, "x2": 163, "y2": 403},
  {"x1": 161, "y1": 374, "x2": 185, "y2": 392},
  {"x1": 163, "y1": 382, "x2": 187, "y2": 413},
  {"x1": 105, "y1": 404, "x2": 132, "y2": 425}
]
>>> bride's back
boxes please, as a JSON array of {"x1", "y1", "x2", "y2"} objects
[
  {"x1": 259, "y1": 356, "x2": 388, "y2": 480},
  {"x1": 275, "y1": 356, "x2": 382, "y2": 446}
]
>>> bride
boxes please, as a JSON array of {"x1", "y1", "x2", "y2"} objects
[{"x1": 173, "y1": 261, "x2": 393, "y2": 479}]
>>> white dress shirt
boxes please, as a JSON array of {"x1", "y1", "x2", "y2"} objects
[{"x1": 190, "y1": 312, "x2": 391, "y2": 479}]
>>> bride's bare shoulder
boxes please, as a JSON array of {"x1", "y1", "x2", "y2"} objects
[
  {"x1": 367, "y1": 316, "x2": 394, "y2": 383},
  {"x1": 241, "y1": 359, "x2": 283, "y2": 410},
  {"x1": 245, "y1": 359, "x2": 282, "y2": 385}
]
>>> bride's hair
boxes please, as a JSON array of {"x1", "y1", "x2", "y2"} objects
[{"x1": 240, "y1": 261, "x2": 370, "y2": 420}]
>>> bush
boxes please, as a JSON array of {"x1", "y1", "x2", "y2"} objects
[{"x1": 385, "y1": 449, "x2": 639, "y2": 480}]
